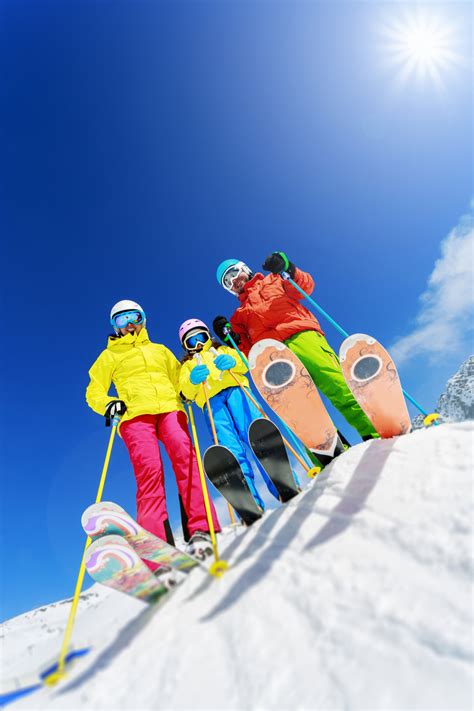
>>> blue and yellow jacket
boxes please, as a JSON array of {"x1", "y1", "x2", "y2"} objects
[{"x1": 179, "y1": 340, "x2": 249, "y2": 409}]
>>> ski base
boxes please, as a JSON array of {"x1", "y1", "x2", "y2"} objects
[
  {"x1": 248, "y1": 419, "x2": 300, "y2": 502},
  {"x1": 339, "y1": 333, "x2": 411, "y2": 438},
  {"x1": 82, "y1": 502, "x2": 199, "y2": 573},
  {"x1": 248, "y1": 338, "x2": 341, "y2": 457},
  {"x1": 85, "y1": 535, "x2": 169, "y2": 602},
  {"x1": 204, "y1": 444, "x2": 263, "y2": 525}
]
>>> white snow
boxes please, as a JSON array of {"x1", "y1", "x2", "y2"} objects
[{"x1": 3, "y1": 422, "x2": 473, "y2": 710}]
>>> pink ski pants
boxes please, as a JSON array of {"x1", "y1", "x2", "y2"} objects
[{"x1": 120, "y1": 411, "x2": 220, "y2": 542}]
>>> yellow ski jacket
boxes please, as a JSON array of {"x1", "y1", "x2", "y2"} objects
[
  {"x1": 179, "y1": 340, "x2": 249, "y2": 409},
  {"x1": 86, "y1": 328, "x2": 184, "y2": 433}
]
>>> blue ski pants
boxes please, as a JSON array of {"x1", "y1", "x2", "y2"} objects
[{"x1": 203, "y1": 386, "x2": 280, "y2": 508}]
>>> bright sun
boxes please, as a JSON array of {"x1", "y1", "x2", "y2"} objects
[{"x1": 380, "y1": 9, "x2": 463, "y2": 89}]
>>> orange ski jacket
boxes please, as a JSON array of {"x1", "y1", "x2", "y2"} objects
[{"x1": 229, "y1": 268, "x2": 324, "y2": 356}]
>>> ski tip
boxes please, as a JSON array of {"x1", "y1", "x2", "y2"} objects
[
  {"x1": 248, "y1": 416, "x2": 271, "y2": 432},
  {"x1": 203, "y1": 443, "x2": 238, "y2": 460},
  {"x1": 339, "y1": 334, "x2": 376, "y2": 363},
  {"x1": 84, "y1": 534, "x2": 132, "y2": 567},
  {"x1": 248, "y1": 338, "x2": 286, "y2": 369},
  {"x1": 86, "y1": 533, "x2": 129, "y2": 550},
  {"x1": 81, "y1": 501, "x2": 128, "y2": 536},
  {"x1": 81, "y1": 501, "x2": 126, "y2": 528}
]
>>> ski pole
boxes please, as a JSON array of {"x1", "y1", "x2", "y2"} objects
[
  {"x1": 280, "y1": 271, "x2": 433, "y2": 419},
  {"x1": 201, "y1": 384, "x2": 236, "y2": 524},
  {"x1": 220, "y1": 327, "x2": 316, "y2": 468},
  {"x1": 208, "y1": 347, "x2": 317, "y2": 479},
  {"x1": 186, "y1": 403, "x2": 228, "y2": 577},
  {"x1": 44, "y1": 414, "x2": 121, "y2": 687},
  {"x1": 194, "y1": 354, "x2": 236, "y2": 524}
]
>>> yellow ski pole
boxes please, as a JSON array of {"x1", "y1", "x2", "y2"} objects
[
  {"x1": 186, "y1": 404, "x2": 228, "y2": 577},
  {"x1": 201, "y1": 382, "x2": 236, "y2": 524},
  {"x1": 194, "y1": 353, "x2": 236, "y2": 524},
  {"x1": 44, "y1": 415, "x2": 120, "y2": 686}
]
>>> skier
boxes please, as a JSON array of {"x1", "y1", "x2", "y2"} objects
[
  {"x1": 213, "y1": 255, "x2": 378, "y2": 442},
  {"x1": 178, "y1": 318, "x2": 280, "y2": 510},
  {"x1": 85, "y1": 300, "x2": 221, "y2": 560}
]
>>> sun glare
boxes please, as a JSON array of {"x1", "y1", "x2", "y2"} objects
[
  {"x1": 379, "y1": 9, "x2": 464, "y2": 90},
  {"x1": 404, "y1": 26, "x2": 443, "y2": 62}
]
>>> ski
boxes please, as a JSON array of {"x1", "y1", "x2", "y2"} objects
[
  {"x1": 339, "y1": 334, "x2": 411, "y2": 438},
  {"x1": 82, "y1": 501, "x2": 199, "y2": 573},
  {"x1": 248, "y1": 339, "x2": 345, "y2": 465},
  {"x1": 84, "y1": 534, "x2": 170, "y2": 602},
  {"x1": 203, "y1": 444, "x2": 263, "y2": 525},
  {"x1": 248, "y1": 418, "x2": 300, "y2": 502}
]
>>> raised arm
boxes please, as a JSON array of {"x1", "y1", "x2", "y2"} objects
[{"x1": 262, "y1": 251, "x2": 314, "y2": 298}]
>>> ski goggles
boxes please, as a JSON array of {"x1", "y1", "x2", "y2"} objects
[
  {"x1": 183, "y1": 330, "x2": 210, "y2": 350},
  {"x1": 111, "y1": 310, "x2": 145, "y2": 330},
  {"x1": 221, "y1": 262, "x2": 253, "y2": 293}
]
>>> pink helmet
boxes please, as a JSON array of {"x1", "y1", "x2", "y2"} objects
[{"x1": 178, "y1": 318, "x2": 209, "y2": 345}]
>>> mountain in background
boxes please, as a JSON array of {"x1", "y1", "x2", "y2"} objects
[{"x1": 412, "y1": 355, "x2": 474, "y2": 429}]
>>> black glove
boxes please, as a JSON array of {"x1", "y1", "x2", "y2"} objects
[
  {"x1": 212, "y1": 315, "x2": 241, "y2": 345},
  {"x1": 262, "y1": 251, "x2": 296, "y2": 278},
  {"x1": 104, "y1": 400, "x2": 127, "y2": 426}
]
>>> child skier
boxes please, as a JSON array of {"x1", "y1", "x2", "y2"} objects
[
  {"x1": 85, "y1": 300, "x2": 221, "y2": 560},
  {"x1": 213, "y1": 255, "x2": 378, "y2": 441},
  {"x1": 178, "y1": 318, "x2": 280, "y2": 510}
]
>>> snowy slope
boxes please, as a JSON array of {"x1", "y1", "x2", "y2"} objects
[
  {"x1": 4, "y1": 423, "x2": 473, "y2": 710},
  {"x1": 0, "y1": 586, "x2": 145, "y2": 694}
]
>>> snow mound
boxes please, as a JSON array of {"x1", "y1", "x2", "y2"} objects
[{"x1": 5, "y1": 423, "x2": 473, "y2": 710}]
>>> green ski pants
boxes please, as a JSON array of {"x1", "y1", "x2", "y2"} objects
[{"x1": 284, "y1": 330, "x2": 378, "y2": 440}]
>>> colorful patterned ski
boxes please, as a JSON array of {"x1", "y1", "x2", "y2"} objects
[
  {"x1": 339, "y1": 333, "x2": 411, "y2": 438},
  {"x1": 84, "y1": 534, "x2": 169, "y2": 602},
  {"x1": 248, "y1": 339, "x2": 344, "y2": 465},
  {"x1": 82, "y1": 501, "x2": 199, "y2": 573}
]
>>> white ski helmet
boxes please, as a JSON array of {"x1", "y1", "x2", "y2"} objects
[{"x1": 110, "y1": 299, "x2": 146, "y2": 334}]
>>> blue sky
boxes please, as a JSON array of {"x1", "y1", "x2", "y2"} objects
[{"x1": 1, "y1": 0, "x2": 472, "y2": 621}]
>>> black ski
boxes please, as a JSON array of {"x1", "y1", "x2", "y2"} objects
[
  {"x1": 203, "y1": 444, "x2": 263, "y2": 525},
  {"x1": 248, "y1": 419, "x2": 300, "y2": 502}
]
